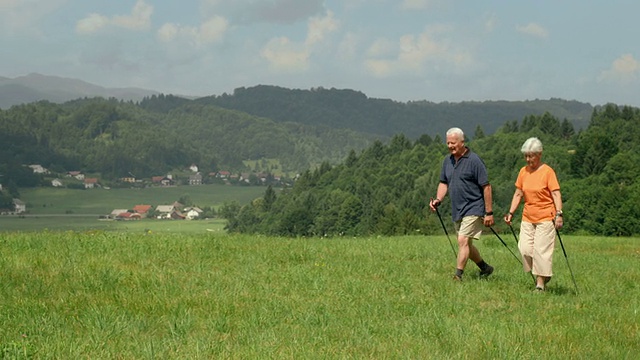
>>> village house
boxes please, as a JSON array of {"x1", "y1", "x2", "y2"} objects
[
  {"x1": 28, "y1": 164, "x2": 48, "y2": 174},
  {"x1": 67, "y1": 171, "x2": 85, "y2": 180},
  {"x1": 155, "y1": 205, "x2": 176, "y2": 219},
  {"x1": 188, "y1": 173, "x2": 203, "y2": 185},
  {"x1": 216, "y1": 170, "x2": 231, "y2": 178},
  {"x1": 117, "y1": 212, "x2": 141, "y2": 220},
  {"x1": 184, "y1": 206, "x2": 203, "y2": 220},
  {"x1": 110, "y1": 209, "x2": 129, "y2": 219},
  {"x1": 151, "y1": 176, "x2": 173, "y2": 186},
  {"x1": 13, "y1": 199, "x2": 26, "y2": 213},
  {"x1": 84, "y1": 178, "x2": 98, "y2": 189},
  {"x1": 51, "y1": 179, "x2": 64, "y2": 187},
  {"x1": 132, "y1": 205, "x2": 153, "y2": 217}
]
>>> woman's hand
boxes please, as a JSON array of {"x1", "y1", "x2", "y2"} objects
[
  {"x1": 555, "y1": 215, "x2": 563, "y2": 230},
  {"x1": 504, "y1": 212, "x2": 514, "y2": 225}
]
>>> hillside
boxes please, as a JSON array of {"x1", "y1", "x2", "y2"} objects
[
  {"x1": 222, "y1": 105, "x2": 640, "y2": 237},
  {"x1": 0, "y1": 73, "x2": 161, "y2": 109},
  {"x1": 2, "y1": 73, "x2": 595, "y2": 139},
  {"x1": 0, "y1": 98, "x2": 379, "y2": 186},
  {"x1": 196, "y1": 85, "x2": 594, "y2": 138}
]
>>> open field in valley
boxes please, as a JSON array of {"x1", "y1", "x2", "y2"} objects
[
  {"x1": 1, "y1": 232, "x2": 638, "y2": 358},
  {"x1": 0, "y1": 185, "x2": 267, "y2": 233},
  {"x1": 17, "y1": 184, "x2": 267, "y2": 215},
  {"x1": 0, "y1": 216, "x2": 228, "y2": 233}
]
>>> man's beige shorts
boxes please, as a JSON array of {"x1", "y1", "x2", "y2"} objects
[{"x1": 454, "y1": 215, "x2": 484, "y2": 239}]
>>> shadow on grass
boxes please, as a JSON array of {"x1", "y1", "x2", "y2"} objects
[{"x1": 546, "y1": 284, "x2": 578, "y2": 296}]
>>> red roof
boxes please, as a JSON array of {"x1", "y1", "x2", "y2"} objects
[
  {"x1": 133, "y1": 205, "x2": 152, "y2": 214},
  {"x1": 117, "y1": 212, "x2": 141, "y2": 219}
]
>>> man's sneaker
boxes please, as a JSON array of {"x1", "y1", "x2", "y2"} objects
[
  {"x1": 452, "y1": 274, "x2": 462, "y2": 281},
  {"x1": 479, "y1": 265, "x2": 494, "y2": 277}
]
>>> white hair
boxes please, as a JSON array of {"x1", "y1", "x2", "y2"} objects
[
  {"x1": 521, "y1": 137, "x2": 543, "y2": 153},
  {"x1": 446, "y1": 127, "x2": 465, "y2": 140}
]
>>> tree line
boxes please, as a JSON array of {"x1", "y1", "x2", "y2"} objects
[
  {"x1": 223, "y1": 105, "x2": 640, "y2": 237},
  {"x1": 197, "y1": 85, "x2": 594, "y2": 138}
]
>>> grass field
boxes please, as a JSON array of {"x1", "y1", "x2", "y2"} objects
[
  {"x1": 1, "y1": 184, "x2": 266, "y2": 233},
  {"x1": 1, "y1": 232, "x2": 637, "y2": 358},
  {"x1": 0, "y1": 216, "x2": 228, "y2": 233},
  {"x1": 17, "y1": 184, "x2": 267, "y2": 215}
]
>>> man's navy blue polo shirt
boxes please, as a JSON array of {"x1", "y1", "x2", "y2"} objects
[{"x1": 439, "y1": 147, "x2": 489, "y2": 222}]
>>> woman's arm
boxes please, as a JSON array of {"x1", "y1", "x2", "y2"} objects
[
  {"x1": 504, "y1": 188, "x2": 523, "y2": 225},
  {"x1": 552, "y1": 189, "x2": 563, "y2": 229}
]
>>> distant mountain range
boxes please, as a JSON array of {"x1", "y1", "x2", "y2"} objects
[
  {"x1": 2, "y1": 73, "x2": 598, "y2": 136},
  {"x1": 0, "y1": 73, "x2": 161, "y2": 109}
]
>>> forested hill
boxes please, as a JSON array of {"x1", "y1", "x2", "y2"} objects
[
  {"x1": 0, "y1": 98, "x2": 378, "y2": 189},
  {"x1": 193, "y1": 85, "x2": 593, "y2": 138},
  {"x1": 223, "y1": 105, "x2": 640, "y2": 237}
]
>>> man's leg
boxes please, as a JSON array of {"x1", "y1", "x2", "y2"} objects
[
  {"x1": 454, "y1": 216, "x2": 492, "y2": 279},
  {"x1": 456, "y1": 234, "x2": 472, "y2": 272}
]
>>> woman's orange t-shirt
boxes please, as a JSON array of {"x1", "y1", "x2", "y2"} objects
[{"x1": 515, "y1": 164, "x2": 560, "y2": 223}]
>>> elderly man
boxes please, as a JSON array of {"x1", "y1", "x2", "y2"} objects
[{"x1": 429, "y1": 127, "x2": 495, "y2": 280}]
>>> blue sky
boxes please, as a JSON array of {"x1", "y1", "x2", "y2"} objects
[{"x1": 2, "y1": 0, "x2": 639, "y2": 107}]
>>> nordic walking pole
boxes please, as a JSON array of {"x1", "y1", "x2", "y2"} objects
[
  {"x1": 555, "y1": 228, "x2": 579, "y2": 295},
  {"x1": 508, "y1": 223, "x2": 536, "y2": 283},
  {"x1": 508, "y1": 224, "x2": 519, "y2": 248},
  {"x1": 489, "y1": 227, "x2": 523, "y2": 266},
  {"x1": 434, "y1": 205, "x2": 457, "y2": 258}
]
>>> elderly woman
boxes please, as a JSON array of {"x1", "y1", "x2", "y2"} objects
[{"x1": 504, "y1": 137, "x2": 563, "y2": 291}]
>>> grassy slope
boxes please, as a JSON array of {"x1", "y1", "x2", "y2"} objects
[{"x1": 1, "y1": 232, "x2": 637, "y2": 358}]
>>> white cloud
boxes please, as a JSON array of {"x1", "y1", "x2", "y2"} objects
[
  {"x1": 157, "y1": 15, "x2": 228, "y2": 46},
  {"x1": 76, "y1": 13, "x2": 110, "y2": 34},
  {"x1": 199, "y1": 16, "x2": 229, "y2": 43},
  {"x1": 260, "y1": 37, "x2": 310, "y2": 72},
  {"x1": 516, "y1": 22, "x2": 548, "y2": 38},
  {"x1": 337, "y1": 32, "x2": 359, "y2": 60},
  {"x1": 112, "y1": 0, "x2": 153, "y2": 31},
  {"x1": 261, "y1": 10, "x2": 337, "y2": 72},
  {"x1": 157, "y1": 23, "x2": 179, "y2": 42},
  {"x1": 364, "y1": 26, "x2": 472, "y2": 78},
  {"x1": 367, "y1": 38, "x2": 394, "y2": 57},
  {"x1": 598, "y1": 54, "x2": 640, "y2": 83},
  {"x1": 0, "y1": 0, "x2": 67, "y2": 34},
  {"x1": 305, "y1": 10, "x2": 338, "y2": 46},
  {"x1": 76, "y1": 0, "x2": 153, "y2": 34}
]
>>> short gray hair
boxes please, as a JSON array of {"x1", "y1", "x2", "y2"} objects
[
  {"x1": 521, "y1": 137, "x2": 543, "y2": 153},
  {"x1": 446, "y1": 127, "x2": 465, "y2": 140}
]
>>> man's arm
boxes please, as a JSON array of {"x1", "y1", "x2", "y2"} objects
[
  {"x1": 429, "y1": 182, "x2": 448, "y2": 211},
  {"x1": 482, "y1": 183, "x2": 494, "y2": 226}
]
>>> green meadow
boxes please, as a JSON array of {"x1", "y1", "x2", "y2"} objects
[
  {"x1": 17, "y1": 184, "x2": 267, "y2": 215},
  {"x1": 1, "y1": 232, "x2": 638, "y2": 359},
  {"x1": 0, "y1": 185, "x2": 266, "y2": 233}
]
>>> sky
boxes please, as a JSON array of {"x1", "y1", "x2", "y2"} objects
[{"x1": 1, "y1": 0, "x2": 639, "y2": 107}]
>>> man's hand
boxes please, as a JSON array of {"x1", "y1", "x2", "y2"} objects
[
  {"x1": 483, "y1": 214, "x2": 494, "y2": 227},
  {"x1": 429, "y1": 198, "x2": 441, "y2": 212}
]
